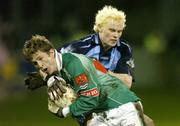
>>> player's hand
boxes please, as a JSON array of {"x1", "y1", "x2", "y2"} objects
[
  {"x1": 56, "y1": 107, "x2": 64, "y2": 118},
  {"x1": 143, "y1": 114, "x2": 155, "y2": 126},
  {"x1": 24, "y1": 72, "x2": 46, "y2": 90},
  {"x1": 49, "y1": 106, "x2": 69, "y2": 118},
  {"x1": 47, "y1": 76, "x2": 67, "y2": 101},
  {"x1": 48, "y1": 102, "x2": 64, "y2": 118}
]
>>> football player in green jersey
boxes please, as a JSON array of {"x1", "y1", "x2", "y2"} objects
[{"x1": 23, "y1": 35, "x2": 145, "y2": 126}]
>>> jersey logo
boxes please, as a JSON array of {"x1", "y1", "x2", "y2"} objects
[
  {"x1": 80, "y1": 83, "x2": 88, "y2": 89},
  {"x1": 126, "y1": 58, "x2": 135, "y2": 68},
  {"x1": 75, "y1": 73, "x2": 88, "y2": 86},
  {"x1": 80, "y1": 88, "x2": 99, "y2": 97}
]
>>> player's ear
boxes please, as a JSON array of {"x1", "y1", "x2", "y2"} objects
[
  {"x1": 49, "y1": 49, "x2": 55, "y2": 57},
  {"x1": 98, "y1": 25, "x2": 103, "y2": 33},
  {"x1": 98, "y1": 24, "x2": 106, "y2": 33}
]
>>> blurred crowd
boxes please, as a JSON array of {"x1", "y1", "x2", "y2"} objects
[{"x1": 0, "y1": 0, "x2": 180, "y2": 101}]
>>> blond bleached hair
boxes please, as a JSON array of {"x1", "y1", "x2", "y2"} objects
[{"x1": 93, "y1": 5, "x2": 126, "y2": 32}]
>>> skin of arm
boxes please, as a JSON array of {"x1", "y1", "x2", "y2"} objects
[{"x1": 108, "y1": 70, "x2": 132, "y2": 88}]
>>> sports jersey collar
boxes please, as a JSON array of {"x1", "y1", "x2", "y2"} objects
[
  {"x1": 55, "y1": 50, "x2": 62, "y2": 71},
  {"x1": 117, "y1": 39, "x2": 121, "y2": 46},
  {"x1": 94, "y1": 33, "x2": 100, "y2": 44}
]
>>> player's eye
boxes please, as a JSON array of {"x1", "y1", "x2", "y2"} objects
[
  {"x1": 37, "y1": 57, "x2": 42, "y2": 61},
  {"x1": 109, "y1": 28, "x2": 116, "y2": 32},
  {"x1": 117, "y1": 30, "x2": 122, "y2": 33},
  {"x1": 32, "y1": 61, "x2": 38, "y2": 66}
]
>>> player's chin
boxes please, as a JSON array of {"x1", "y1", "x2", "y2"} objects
[
  {"x1": 48, "y1": 70, "x2": 55, "y2": 76},
  {"x1": 109, "y1": 41, "x2": 117, "y2": 46},
  {"x1": 109, "y1": 43, "x2": 116, "y2": 47}
]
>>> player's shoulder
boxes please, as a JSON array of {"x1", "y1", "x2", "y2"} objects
[
  {"x1": 62, "y1": 52, "x2": 89, "y2": 68},
  {"x1": 62, "y1": 52, "x2": 86, "y2": 61},
  {"x1": 117, "y1": 39, "x2": 133, "y2": 53},
  {"x1": 79, "y1": 33, "x2": 95, "y2": 42},
  {"x1": 58, "y1": 34, "x2": 94, "y2": 53},
  {"x1": 62, "y1": 52, "x2": 79, "y2": 64},
  {"x1": 63, "y1": 34, "x2": 95, "y2": 48},
  {"x1": 119, "y1": 39, "x2": 132, "y2": 48},
  {"x1": 62, "y1": 52, "x2": 76, "y2": 58}
]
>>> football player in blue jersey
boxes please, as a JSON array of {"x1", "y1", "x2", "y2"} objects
[
  {"x1": 60, "y1": 5, "x2": 133, "y2": 88},
  {"x1": 59, "y1": 6, "x2": 154, "y2": 126}
]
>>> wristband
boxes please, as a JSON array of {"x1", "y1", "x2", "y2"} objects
[
  {"x1": 47, "y1": 76, "x2": 56, "y2": 87},
  {"x1": 62, "y1": 106, "x2": 70, "y2": 117}
]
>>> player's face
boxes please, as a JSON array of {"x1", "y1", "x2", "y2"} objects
[
  {"x1": 99, "y1": 19, "x2": 124, "y2": 50},
  {"x1": 31, "y1": 49, "x2": 57, "y2": 75}
]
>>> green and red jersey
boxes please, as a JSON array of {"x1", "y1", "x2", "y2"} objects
[{"x1": 59, "y1": 52, "x2": 139, "y2": 117}]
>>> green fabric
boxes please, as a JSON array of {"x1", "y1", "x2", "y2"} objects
[{"x1": 60, "y1": 53, "x2": 140, "y2": 117}]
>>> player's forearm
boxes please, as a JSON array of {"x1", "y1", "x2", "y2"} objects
[
  {"x1": 108, "y1": 71, "x2": 132, "y2": 88},
  {"x1": 70, "y1": 94, "x2": 99, "y2": 117}
]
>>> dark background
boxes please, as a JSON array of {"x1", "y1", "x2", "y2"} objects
[{"x1": 0, "y1": 0, "x2": 180, "y2": 125}]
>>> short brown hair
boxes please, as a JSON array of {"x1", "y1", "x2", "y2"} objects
[{"x1": 22, "y1": 35, "x2": 54, "y2": 61}]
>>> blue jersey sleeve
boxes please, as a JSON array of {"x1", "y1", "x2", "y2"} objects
[
  {"x1": 114, "y1": 42, "x2": 135, "y2": 79},
  {"x1": 59, "y1": 34, "x2": 95, "y2": 55}
]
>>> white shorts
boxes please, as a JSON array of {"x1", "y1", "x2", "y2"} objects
[{"x1": 87, "y1": 102, "x2": 144, "y2": 126}]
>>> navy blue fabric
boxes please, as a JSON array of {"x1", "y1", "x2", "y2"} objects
[{"x1": 58, "y1": 33, "x2": 134, "y2": 79}]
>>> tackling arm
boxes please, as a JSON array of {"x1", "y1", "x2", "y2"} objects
[{"x1": 108, "y1": 71, "x2": 132, "y2": 88}]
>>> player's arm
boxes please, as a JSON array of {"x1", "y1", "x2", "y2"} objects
[
  {"x1": 69, "y1": 59, "x2": 100, "y2": 116},
  {"x1": 108, "y1": 71, "x2": 132, "y2": 88},
  {"x1": 61, "y1": 54, "x2": 100, "y2": 118},
  {"x1": 110, "y1": 56, "x2": 135, "y2": 88},
  {"x1": 58, "y1": 39, "x2": 83, "y2": 53},
  {"x1": 112, "y1": 43, "x2": 135, "y2": 88}
]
